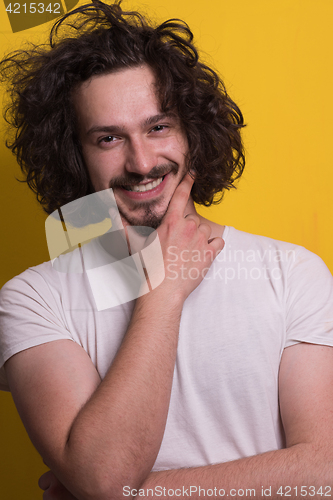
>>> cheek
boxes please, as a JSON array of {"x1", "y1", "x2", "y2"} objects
[
  {"x1": 83, "y1": 148, "x2": 119, "y2": 184},
  {"x1": 163, "y1": 136, "x2": 188, "y2": 159}
]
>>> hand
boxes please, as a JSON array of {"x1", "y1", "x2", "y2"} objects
[
  {"x1": 39, "y1": 470, "x2": 78, "y2": 500},
  {"x1": 154, "y1": 172, "x2": 224, "y2": 301}
]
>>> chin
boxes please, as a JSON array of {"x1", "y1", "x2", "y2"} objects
[{"x1": 120, "y1": 206, "x2": 167, "y2": 230}]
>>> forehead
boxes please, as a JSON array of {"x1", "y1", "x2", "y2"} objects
[{"x1": 73, "y1": 65, "x2": 162, "y2": 130}]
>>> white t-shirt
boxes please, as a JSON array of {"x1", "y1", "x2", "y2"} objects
[{"x1": 1, "y1": 226, "x2": 333, "y2": 470}]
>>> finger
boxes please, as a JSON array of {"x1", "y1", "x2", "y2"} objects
[
  {"x1": 198, "y1": 223, "x2": 212, "y2": 239},
  {"x1": 184, "y1": 214, "x2": 201, "y2": 226},
  {"x1": 165, "y1": 172, "x2": 194, "y2": 218},
  {"x1": 38, "y1": 470, "x2": 53, "y2": 490},
  {"x1": 207, "y1": 237, "x2": 225, "y2": 256}
]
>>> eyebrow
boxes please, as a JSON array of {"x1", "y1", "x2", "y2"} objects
[
  {"x1": 144, "y1": 113, "x2": 172, "y2": 127},
  {"x1": 86, "y1": 113, "x2": 176, "y2": 136}
]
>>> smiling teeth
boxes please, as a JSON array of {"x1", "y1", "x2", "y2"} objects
[{"x1": 127, "y1": 177, "x2": 163, "y2": 192}]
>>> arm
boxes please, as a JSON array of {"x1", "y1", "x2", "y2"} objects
[
  {"x1": 136, "y1": 343, "x2": 333, "y2": 499},
  {"x1": 5, "y1": 173, "x2": 223, "y2": 500},
  {"x1": 39, "y1": 343, "x2": 333, "y2": 500}
]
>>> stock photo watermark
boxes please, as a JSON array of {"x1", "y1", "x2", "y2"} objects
[
  {"x1": 3, "y1": 0, "x2": 78, "y2": 33},
  {"x1": 44, "y1": 188, "x2": 297, "y2": 310},
  {"x1": 166, "y1": 245, "x2": 296, "y2": 283},
  {"x1": 123, "y1": 485, "x2": 332, "y2": 497}
]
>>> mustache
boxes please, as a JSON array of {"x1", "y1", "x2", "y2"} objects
[{"x1": 108, "y1": 162, "x2": 179, "y2": 188}]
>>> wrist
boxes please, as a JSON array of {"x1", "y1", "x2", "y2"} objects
[{"x1": 137, "y1": 280, "x2": 185, "y2": 315}]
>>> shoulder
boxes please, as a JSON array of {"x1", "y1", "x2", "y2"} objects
[
  {"x1": 225, "y1": 226, "x2": 299, "y2": 252},
  {"x1": 224, "y1": 226, "x2": 330, "y2": 271},
  {"x1": 212, "y1": 226, "x2": 332, "y2": 299},
  {"x1": 227, "y1": 227, "x2": 333, "y2": 341},
  {"x1": 0, "y1": 260, "x2": 60, "y2": 306},
  {"x1": 0, "y1": 240, "x2": 88, "y2": 305}
]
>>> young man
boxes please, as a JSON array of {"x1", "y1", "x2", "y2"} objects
[{"x1": 1, "y1": 2, "x2": 333, "y2": 499}]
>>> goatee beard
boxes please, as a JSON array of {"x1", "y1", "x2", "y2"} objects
[
  {"x1": 113, "y1": 168, "x2": 188, "y2": 230},
  {"x1": 118, "y1": 204, "x2": 167, "y2": 230}
]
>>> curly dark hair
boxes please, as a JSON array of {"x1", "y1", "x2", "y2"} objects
[{"x1": 0, "y1": 0, "x2": 245, "y2": 216}]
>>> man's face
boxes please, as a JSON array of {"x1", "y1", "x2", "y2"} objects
[{"x1": 73, "y1": 65, "x2": 189, "y2": 229}]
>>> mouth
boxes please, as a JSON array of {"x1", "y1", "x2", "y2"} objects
[
  {"x1": 117, "y1": 173, "x2": 170, "y2": 201},
  {"x1": 122, "y1": 175, "x2": 166, "y2": 192}
]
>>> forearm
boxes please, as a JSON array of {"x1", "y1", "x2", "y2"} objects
[
  {"x1": 59, "y1": 286, "x2": 184, "y2": 499},
  {"x1": 139, "y1": 444, "x2": 333, "y2": 500}
]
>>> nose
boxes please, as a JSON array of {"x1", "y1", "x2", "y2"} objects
[{"x1": 125, "y1": 135, "x2": 159, "y2": 176}]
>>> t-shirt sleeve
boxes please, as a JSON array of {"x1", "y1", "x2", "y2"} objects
[
  {"x1": 0, "y1": 267, "x2": 74, "y2": 391},
  {"x1": 285, "y1": 246, "x2": 333, "y2": 348}
]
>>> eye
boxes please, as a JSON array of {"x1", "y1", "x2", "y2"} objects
[
  {"x1": 150, "y1": 124, "x2": 168, "y2": 133},
  {"x1": 99, "y1": 135, "x2": 117, "y2": 143},
  {"x1": 98, "y1": 135, "x2": 122, "y2": 147}
]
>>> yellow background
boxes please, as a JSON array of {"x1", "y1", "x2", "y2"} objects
[{"x1": 0, "y1": 0, "x2": 332, "y2": 497}]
